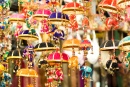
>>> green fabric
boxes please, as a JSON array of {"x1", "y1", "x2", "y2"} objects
[
  {"x1": 114, "y1": 30, "x2": 123, "y2": 87},
  {"x1": 117, "y1": 74, "x2": 123, "y2": 87}
]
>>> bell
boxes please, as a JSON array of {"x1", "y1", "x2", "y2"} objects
[
  {"x1": 98, "y1": 0, "x2": 118, "y2": 13},
  {"x1": 40, "y1": 33, "x2": 50, "y2": 42}
]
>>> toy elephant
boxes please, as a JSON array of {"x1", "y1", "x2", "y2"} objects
[
  {"x1": 0, "y1": 72, "x2": 12, "y2": 87},
  {"x1": 80, "y1": 66, "x2": 92, "y2": 79}
]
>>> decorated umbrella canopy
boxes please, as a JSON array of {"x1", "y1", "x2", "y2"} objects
[
  {"x1": 118, "y1": 36, "x2": 130, "y2": 51},
  {"x1": 47, "y1": 51, "x2": 69, "y2": 62},
  {"x1": 80, "y1": 39, "x2": 92, "y2": 51},
  {"x1": 100, "y1": 40, "x2": 120, "y2": 51},
  {"x1": 34, "y1": 42, "x2": 56, "y2": 52},
  {"x1": 62, "y1": 2, "x2": 84, "y2": 15},
  {"x1": 17, "y1": 68, "x2": 38, "y2": 77},
  {"x1": 117, "y1": 0, "x2": 130, "y2": 9},
  {"x1": 16, "y1": 68, "x2": 38, "y2": 87},
  {"x1": 98, "y1": 0, "x2": 118, "y2": 13},
  {"x1": 18, "y1": 29, "x2": 39, "y2": 41},
  {"x1": 62, "y1": 38, "x2": 80, "y2": 51},
  {"x1": 48, "y1": 12, "x2": 69, "y2": 25},
  {"x1": 9, "y1": 13, "x2": 25, "y2": 23},
  {"x1": 33, "y1": 9, "x2": 52, "y2": 21},
  {"x1": 7, "y1": 49, "x2": 23, "y2": 60}
]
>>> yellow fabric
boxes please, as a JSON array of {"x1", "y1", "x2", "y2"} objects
[{"x1": 27, "y1": 84, "x2": 33, "y2": 87}]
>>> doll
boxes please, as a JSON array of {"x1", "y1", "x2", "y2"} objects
[{"x1": 69, "y1": 14, "x2": 78, "y2": 31}]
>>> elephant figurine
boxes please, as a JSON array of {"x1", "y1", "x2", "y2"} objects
[
  {"x1": 0, "y1": 72, "x2": 12, "y2": 87},
  {"x1": 80, "y1": 66, "x2": 92, "y2": 79},
  {"x1": 68, "y1": 56, "x2": 79, "y2": 69}
]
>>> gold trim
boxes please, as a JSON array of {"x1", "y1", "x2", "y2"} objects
[
  {"x1": 34, "y1": 47, "x2": 56, "y2": 52},
  {"x1": 62, "y1": 8, "x2": 84, "y2": 14},
  {"x1": 7, "y1": 56, "x2": 22, "y2": 60},
  {"x1": 18, "y1": 35, "x2": 39, "y2": 41},
  {"x1": 100, "y1": 47, "x2": 118, "y2": 51},
  {"x1": 9, "y1": 18, "x2": 25, "y2": 22},
  {"x1": 47, "y1": 60, "x2": 68, "y2": 63},
  {"x1": 118, "y1": 46, "x2": 130, "y2": 51},
  {"x1": 33, "y1": 14, "x2": 49, "y2": 18},
  {"x1": 48, "y1": 18, "x2": 69, "y2": 25},
  {"x1": 119, "y1": 41, "x2": 130, "y2": 47},
  {"x1": 17, "y1": 68, "x2": 38, "y2": 77},
  {"x1": 62, "y1": 45, "x2": 80, "y2": 48},
  {"x1": 117, "y1": 0, "x2": 130, "y2": 5},
  {"x1": 98, "y1": 5, "x2": 118, "y2": 13}
]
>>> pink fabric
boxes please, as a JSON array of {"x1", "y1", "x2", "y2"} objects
[
  {"x1": 10, "y1": 13, "x2": 25, "y2": 19},
  {"x1": 48, "y1": 52, "x2": 69, "y2": 61},
  {"x1": 35, "y1": 9, "x2": 51, "y2": 16}
]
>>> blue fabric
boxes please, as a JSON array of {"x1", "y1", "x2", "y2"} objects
[{"x1": 80, "y1": 66, "x2": 92, "y2": 78}]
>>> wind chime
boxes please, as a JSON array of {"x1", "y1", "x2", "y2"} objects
[{"x1": 98, "y1": 0, "x2": 122, "y2": 75}]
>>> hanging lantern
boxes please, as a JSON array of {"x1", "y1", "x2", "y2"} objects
[
  {"x1": 98, "y1": 0, "x2": 118, "y2": 13},
  {"x1": 100, "y1": 40, "x2": 119, "y2": 51},
  {"x1": 62, "y1": 2, "x2": 84, "y2": 15},
  {"x1": 33, "y1": 9, "x2": 52, "y2": 21},
  {"x1": 48, "y1": 12, "x2": 69, "y2": 25},
  {"x1": 18, "y1": 29, "x2": 39, "y2": 41},
  {"x1": 7, "y1": 49, "x2": 23, "y2": 73},
  {"x1": 34, "y1": 42, "x2": 56, "y2": 52},
  {"x1": 118, "y1": 36, "x2": 130, "y2": 51}
]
